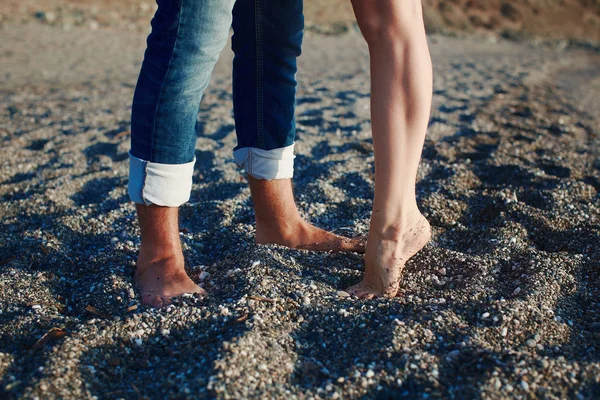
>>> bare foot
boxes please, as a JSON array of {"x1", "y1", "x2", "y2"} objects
[
  {"x1": 248, "y1": 176, "x2": 365, "y2": 253},
  {"x1": 346, "y1": 212, "x2": 431, "y2": 299},
  {"x1": 134, "y1": 247, "x2": 206, "y2": 308},
  {"x1": 256, "y1": 219, "x2": 366, "y2": 253}
]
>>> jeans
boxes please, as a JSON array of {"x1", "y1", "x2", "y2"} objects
[{"x1": 128, "y1": 0, "x2": 303, "y2": 206}]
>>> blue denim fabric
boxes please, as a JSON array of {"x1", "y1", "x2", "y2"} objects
[
  {"x1": 232, "y1": 0, "x2": 303, "y2": 151},
  {"x1": 130, "y1": 0, "x2": 303, "y2": 165}
]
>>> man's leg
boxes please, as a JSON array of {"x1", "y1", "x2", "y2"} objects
[
  {"x1": 129, "y1": 0, "x2": 235, "y2": 306},
  {"x1": 231, "y1": 0, "x2": 365, "y2": 253}
]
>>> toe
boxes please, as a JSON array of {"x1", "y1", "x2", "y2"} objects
[
  {"x1": 346, "y1": 281, "x2": 382, "y2": 300},
  {"x1": 194, "y1": 286, "x2": 208, "y2": 298},
  {"x1": 346, "y1": 282, "x2": 367, "y2": 298},
  {"x1": 337, "y1": 235, "x2": 367, "y2": 254},
  {"x1": 345, "y1": 283, "x2": 360, "y2": 296},
  {"x1": 143, "y1": 294, "x2": 165, "y2": 308}
]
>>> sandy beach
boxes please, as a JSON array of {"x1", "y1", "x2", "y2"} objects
[{"x1": 1, "y1": 11, "x2": 600, "y2": 400}]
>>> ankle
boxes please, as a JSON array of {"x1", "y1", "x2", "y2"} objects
[
  {"x1": 136, "y1": 252, "x2": 184, "y2": 276},
  {"x1": 255, "y1": 216, "x2": 304, "y2": 244},
  {"x1": 140, "y1": 240, "x2": 181, "y2": 253},
  {"x1": 138, "y1": 243, "x2": 183, "y2": 269},
  {"x1": 370, "y1": 208, "x2": 426, "y2": 241}
]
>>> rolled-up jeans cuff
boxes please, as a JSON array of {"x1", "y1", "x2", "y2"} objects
[
  {"x1": 128, "y1": 152, "x2": 195, "y2": 207},
  {"x1": 233, "y1": 144, "x2": 295, "y2": 180}
]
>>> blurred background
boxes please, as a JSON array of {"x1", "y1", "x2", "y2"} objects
[{"x1": 1, "y1": 0, "x2": 600, "y2": 43}]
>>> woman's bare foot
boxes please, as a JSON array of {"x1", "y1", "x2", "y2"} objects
[
  {"x1": 346, "y1": 212, "x2": 431, "y2": 299},
  {"x1": 134, "y1": 246, "x2": 206, "y2": 308},
  {"x1": 256, "y1": 219, "x2": 366, "y2": 253}
]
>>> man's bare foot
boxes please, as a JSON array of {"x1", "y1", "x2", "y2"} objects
[
  {"x1": 346, "y1": 212, "x2": 431, "y2": 299},
  {"x1": 134, "y1": 246, "x2": 206, "y2": 308},
  {"x1": 134, "y1": 203, "x2": 206, "y2": 308},
  {"x1": 248, "y1": 176, "x2": 365, "y2": 253},
  {"x1": 256, "y1": 219, "x2": 366, "y2": 253}
]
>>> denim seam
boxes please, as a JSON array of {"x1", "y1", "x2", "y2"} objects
[
  {"x1": 148, "y1": 0, "x2": 185, "y2": 162},
  {"x1": 255, "y1": 0, "x2": 265, "y2": 149},
  {"x1": 140, "y1": 160, "x2": 149, "y2": 206},
  {"x1": 248, "y1": 148, "x2": 254, "y2": 177}
]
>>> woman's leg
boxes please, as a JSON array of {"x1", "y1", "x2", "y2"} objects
[
  {"x1": 231, "y1": 0, "x2": 365, "y2": 252},
  {"x1": 129, "y1": 0, "x2": 235, "y2": 307},
  {"x1": 347, "y1": 0, "x2": 432, "y2": 298}
]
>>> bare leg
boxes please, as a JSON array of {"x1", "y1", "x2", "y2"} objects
[
  {"x1": 347, "y1": 0, "x2": 432, "y2": 298},
  {"x1": 250, "y1": 176, "x2": 365, "y2": 253},
  {"x1": 134, "y1": 205, "x2": 206, "y2": 307}
]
